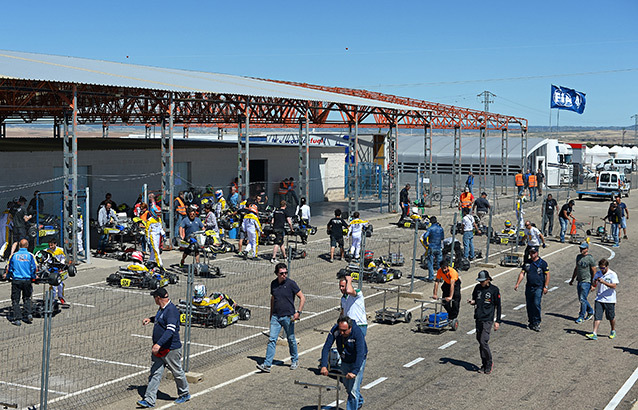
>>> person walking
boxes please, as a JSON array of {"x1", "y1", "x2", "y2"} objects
[
  {"x1": 523, "y1": 220, "x2": 546, "y2": 265},
  {"x1": 295, "y1": 197, "x2": 311, "y2": 226},
  {"x1": 97, "y1": 201, "x2": 116, "y2": 255},
  {"x1": 536, "y1": 168, "x2": 545, "y2": 196},
  {"x1": 173, "y1": 191, "x2": 187, "y2": 243},
  {"x1": 179, "y1": 209, "x2": 204, "y2": 267},
  {"x1": 467, "y1": 270, "x2": 502, "y2": 374},
  {"x1": 569, "y1": 242, "x2": 596, "y2": 323},
  {"x1": 137, "y1": 287, "x2": 190, "y2": 407},
  {"x1": 586, "y1": 258, "x2": 618, "y2": 340},
  {"x1": 515, "y1": 170, "x2": 525, "y2": 197},
  {"x1": 320, "y1": 316, "x2": 367, "y2": 410},
  {"x1": 142, "y1": 198, "x2": 164, "y2": 268},
  {"x1": 257, "y1": 262, "x2": 305, "y2": 373},
  {"x1": 327, "y1": 209, "x2": 348, "y2": 262},
  {"x1": 271, "y1": 201, "x2": 293, "y2": 264},
  {"x1": 461, "y1": 207, "x2": 480, "y2": 260},
  {"x1": 528, "y1": 172, "x2": 538, "y2": 202},
  {"x1": 472, "y1": 192, "x2": 490, "y2": 223},
  {"x1": 398, "y1": 184, "x2": 411, "y2": 223},
  {"x1": 432, "y1": 260, "x2": 462, "y2": 326},
  {"x1": 558, "y1": 199, "x2": 575, "y2": 243},
  {"x1": 420, "y1": 216, "x2": 444, "y2": 282},
  {"x1": 465, "y1": 171, "x2": 474, "y2": 194},
  {"x1": 3, "y1": 239, "x2": 37, "y2": 326},
  {"x1": 514, "y1": 247, "x2": 550, "y2": 332},
  {"x1": 242, "y1": 204, "x2": 262, "y2": 259},
  {"x1": 615, "y1": 195, "x2": 628, "y2": 239},
  {"x1": 542, "y1": 194, "x2": 558, "y2": 236},
  {"x1": 340, "y1": 274, "x2": 367, "y2": 336},
  {"x1": 604, "y1": 201, "x2": 622, "y2": 248},
  {"x1": 348, "y1": 212, "x2": 368, "y2": 261}
]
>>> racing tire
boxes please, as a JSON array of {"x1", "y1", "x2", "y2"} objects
[
  {"x1": 67, "y1": 264, "x2": 77, "y2": 277},
  {"x1": 106, "y1": 273, "x2": 122, "y2": 286},
  {"x1": 405, "y1": 312, "x2": 412, "y2": 323},
  {"x1": 168, "y1": 273, "x2": 178, "y2": 284},
  {"x1": 149, "y1": 278, "x2": 159, "y2": 290},
  {"x1": 237, "y1": 307, "x2": 251, "y2": 320},
  {"x1": 300, "y1": 250, "x2": 307, "y2": 259},
  {"x1": 214, "y1": 314, "x2": 228, "y2": 328},
  {"x1": 392, "y1": 269, "x2": 402, "y2": 279},
  {"x1": 432, "y1": 193, "x2": 442, "y2": 202},
  {"x1": 47, "y1": 272, "x2": 62, "y2": 287}
]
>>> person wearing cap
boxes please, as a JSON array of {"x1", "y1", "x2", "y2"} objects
[
  {"x1": 242, "y1": 204, "x2": 262, "y2": 259},
  {"x1": 257, "y1": 262, "x2": 306, "y2": 373},
  {"x1": 569, "y1": 242, "x2": 596, "y2": 323},
  {"x1": 468, "y1": 270, "x2": 502, "y2": 374},
  {"x1": 514, "y1": 247, "x2": 550, "y2": 332},
  {"x1": 523, "y1": 220, "x2": 546, "y2": 265},
  {"x1": 432, "y1": 260, "x2": 462, "y2": 325},
  {"x1": 542, "y1": 194, "x2": 558, "y2": 236},
  {"x1": 472, "y1": 192, "x2": 490, "y2": 223},
  {"x1": 420, "y1": 216, "x2": 444, "y2": 282},
  {"x1": 459, "y1": 186, "x2": 474, "y2": 211},
  {"x1": 137, "y1": 287, "x2": 190, "y2": 407},
  {"x1": 558, "y1": 200, "x2": 575, "y2": 243}
]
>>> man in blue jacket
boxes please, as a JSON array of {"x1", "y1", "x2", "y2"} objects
[
  {"x1": 421, "y1": 216, "x2": 444, "y2": 282},
  {"x1": 137, "y1": 287, "x2": 190, "y2": 408},
  {"x1": 4, "y1": 239, "x2": 37, "y2": 326},
  {"x1": 320, "y1": 316, "x2": 367, "y2": 410}
]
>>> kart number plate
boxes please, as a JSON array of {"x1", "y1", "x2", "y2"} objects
[
  {"x1": 120, "y1": 278, "x2": 131, "y2": 287},
  {"x1": 403, "y1": 222, "x2": 411, "y2": 228},
  {"x1": 180, "y1": 313, "x2": 187, "y2": 324},
  {"x1": 227, "y1": 316, "x2": 233, "y2": 325},
  {"x1": 500, "y1": 238, "x2": 509, "y2": 244}
]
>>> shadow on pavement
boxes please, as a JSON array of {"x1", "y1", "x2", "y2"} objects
[
  {"x1": 564, "y1": 328, "x2": 589, "y2": 337},
  {"x1": 546, "y1": 312, "x2": 576, "y2": 321},
  {"x1": 501, "y1": 319, "x2": 528, "y2": 329},
  {"x1": 614, "y1": 346, "x2": 638, "y2": 355},
  {"x1": 439, "y1": 357, "x2": 480, "y2": 372}
]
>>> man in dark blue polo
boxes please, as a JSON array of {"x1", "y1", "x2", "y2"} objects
[
  {"x1": 320, "y1": 316, "x2": 367, "y2": 410},
  {"x1": 257, "y1": 262, "x2": 306, "y2": 373},
  {"x1": 514, "y1": 247, "x2": 550, "y2": 332}
]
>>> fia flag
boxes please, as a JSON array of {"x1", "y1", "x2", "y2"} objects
[{"x1": 551, "y1": 85, "x2": 586, "y2": 114}]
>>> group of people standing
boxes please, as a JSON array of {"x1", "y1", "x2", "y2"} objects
[{"x1": 515, "y1": 168, "x2": 545, "y2": 202}]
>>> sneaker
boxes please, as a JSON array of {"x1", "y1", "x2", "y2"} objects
[
  {"x1": 174, "y1": 394, "x2": 191, "y2": 404},
  {"x1": 290, "y1": 361, "x2": 299, "y2": 370},
  {"x1": 585, "y1": 313, "x2": 594, "y2": 321},
  {"x1": 22, "y1": 317, "x2": 32, "y2": 324},
  {"x1": 484, "y1": 363, "x2": 493, "y2": 374},
  {"x1": 531, "y1": 325, "x2": 540, "y2": 332},
  {"x1": 256, "y1": 363, "x2": 271, "y2": 373},
  {"x1": 586, "y1": 333, "x2": 598, "y2": 340},
  {"x1": 179, "y1": 262, "x2": 184, "y2": 268},
  {"x1": 11, "y1": 320, "x2": 21, "y2": 326},
  {"x1": 623, "y1": 235, "x2": 628, "y2": 239},
  {"x1": 136, "y1": 399, "x2": 154, "y2": 408},
  {"x1": 329, "y1": 258, "x2": 334, "y2": 263},
  {"x1": 270, "y1": 258, "x2": 278, "y2": 264},
  {"x1": 609, "y1": 331, "x2": 616, "y2": 339},
  {"x1": 476, "y1": 366, "x2": 485, "y2": 374},
  {"x1": 613, "y1": 244, "x2": 620, "y2": 248},
  {"x1": 575, "y1": 318, "x2": 584, "y2": 324},
  {"x1": 59, "y1": 297, "x2": 66, "y2": 305}
]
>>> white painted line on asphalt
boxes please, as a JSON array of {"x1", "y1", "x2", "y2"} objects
[
  {"x1": 605, "y1": 366, "x2": 638, "y2": 410},
  {"x1": 467, "y1": 329, "x2": 476, "y2": 335},
  {"x1": 234, "y1": 323, "x2": 269, "y2": 330},
  {"x1": 565, "y1": 279, "x2": 571, "y2": 283},
  {"x1": 242, "y1": 304, "x2": 270, "y2": 309},
  {"x1": 438, "y1": 341, "x2": 457, "y2": 350},
  {"x1": 403, "y1": 357, "x2": 425, "y2": 368},
  {"x1": 513, "y1": 304, "x2": 526, "y2": 310},
  {"x1": 0, "y1": 279, "x2": 106, "y2": 304},
  {"x1": 548, "y1": 286, "x2": 559, "y2": 292},
  {"x1": 305, "y1": 293, "x2": 341, "y2": 300},
  {"x1": 130, "y1": 334, "x2": 218, "y2": 349},
  {"x1": 592, "y1": 242, "x2": 615, "y2": 261},
  {"x1": 501, "y1": 314, "x2": 506, "y2": 318},
  {"x1": 326, "y1": 400, "x2": 345, "y2": 409},
  {"x1": 69, "y1": 302, "x2": 95, "y2": 308},
  {"x1": 0, "y1": 380, "x2": 68, "y2": 395},
  {"x1": 362, "y1": 377, "x2": 388, "y2": 390},
  {"x1": 59, "y1": 353, "x2": 146, "y2": 369},
  {"x1": 85, "y1": 284, "x2": 148, "y2": 295}
]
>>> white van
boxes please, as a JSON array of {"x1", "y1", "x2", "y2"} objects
[
  {"x1": 597, "y1": 171, "x2": 631, "y2": 196},
  {"x1": 596, "y1": 158, "x2": 634, "y2": 173}
]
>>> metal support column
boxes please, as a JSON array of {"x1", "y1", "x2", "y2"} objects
[
  {"x1": 453, "y1": 126, "x2": 461, "y2": 195},
  {"x1": 354, "y1": 116, "x2": 360, "y2": 213},
  {"x1": 63, "y1": 86, "x2": 78, "y2": 264},
  {"x1": 183, "y1": 126, "x2": 189, "y2": 139},
  {"x1": 237, "y1": 113, "x2": 250, "y2": 199},
  {"x1": 0, "y1": 121, "x2": 5, "y2": 138},
  {"x1": 298, "y1": 113, "x2": 310, "y2": 201},
  {"x1": 145, "y1": 124, "x2": 151, "y2": 139},
  {"x1": 347, "y1": 124, "x2": 355, "y2": 215},
  {"x1": 387, "y1": 124, "x2": 398, "y2": 213},
  {"x1": 521, "y1": 127, "x2": 528, "y2": 171},
  {"x1": 102, "y1": 123, "x2": 109, "y2": 138},
  {"x1": 501, "y1": 128, "x2": 508, "y2": 195},
  {"x1": 424, "y1": 118, "x2": 433, "y2": 206},
  {"x1": 161, "y1": 95, "x2": 175, "y2": 246},
  {"x1": 479, "y1": 126, "x2": 487, "y2": 194},
  {"x1": 53, "y1": 119, "x2": 60, "y2": 139}
]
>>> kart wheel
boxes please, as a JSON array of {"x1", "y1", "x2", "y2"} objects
[
  {"x1": 237, "y1": 307, "x2": 251, "y2": 320},
  {"x1": 168, "y1": 274, "x2": 178, "y2": 284},
  {"x1": 149, "y1": 278, "x2": 159, "y2": 290},
  {"x1": 300, "y1": 250, "x2": 307, "y2": 259},
  {"x1": 67, "y1": 264, "x2": 77, "y2": 277},
  {"x1": 106, "y1": 273, "x2": 122, "y2": 286},
  {"x1": 392, "y1": 269, "x2": 403, "y2": 279},
  {"x1": 405, "y1": 312, "x2": 412, "y2": 323},
  {"x1": 212, "y1": 267, "x2": 222, "y2": 276},
  {"x1": 214, "y1": 314, "x2": 227, "y2": 328}
]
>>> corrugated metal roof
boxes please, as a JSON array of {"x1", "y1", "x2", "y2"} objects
[{"x1": 0, "y1": 50, "x2": 423, "y2": 112}]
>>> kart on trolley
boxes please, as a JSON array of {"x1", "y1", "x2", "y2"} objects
[
  {"x1": 106, "y1": 251, "x2": 178, "y2": 290},
  {"x1": 177, "y1": 285, "x2": 251, "y2": 328},
  {"x1": 337, "y1": 252, "x2": 402, "y2": 284}
]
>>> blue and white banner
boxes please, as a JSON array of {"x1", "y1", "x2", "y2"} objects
[{"x1": 551, "y1": 85, "x2": 586, "y2": 114}]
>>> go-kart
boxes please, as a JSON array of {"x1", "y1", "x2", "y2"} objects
[
  {"x1": 489, "y1": 229, "x2": 525, "y2": 246},
  {"x1": 337, "y1": 256, "x2": 402, "y2": 284},
  {"x1": 106, "y1": 262, "x2": 178, "y2": 290},
  {"x1": 34, "y1": 249, "x2": 77, "y2": 287},
  {"x1": 177, "y1": 292, "x2": 251, "y2": 328}
]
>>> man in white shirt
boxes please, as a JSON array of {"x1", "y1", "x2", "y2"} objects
[
  {"x1": 461, "y1": 208, "x2": 481, "y2": 260},
  {"x1": 523, "y1": 220, "x2": 546, "y2": 264},
  {"x1": 586, "y1": 258, "x2": 618, "y2": 340},
  {"x1": 340, "y1": 275, "x2": 367, "y2": 336}
]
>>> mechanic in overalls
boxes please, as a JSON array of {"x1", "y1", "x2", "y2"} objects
[
  {"x1": 348, "y1": 212, "x2": 368, "y2": 261},
  {"x1": 242, "y1": 204, "x2": 262, "y2": 259},
  {"x1": 142, "y1": 199, "x2": 164, "y2": 268}
]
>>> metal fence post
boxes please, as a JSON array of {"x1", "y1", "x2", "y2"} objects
[
  {"x1": 39, "y1": 289, "x2": 54, "y2": 410},
  {"x1": 410, "y1": 219, "x2": 418, "y2": 292},
  {"x1": 484, "y1": 210, "x2": 493, "y2": 263},
  {"x1": 357, "y1": 234, "x2": 366, "y2": 290},
  {"x1": 182, "y1": 262, "x2": 194, "y2": 372},
  {"x1": 85, "y1": 186, "x2": 91, "y2": 264}
]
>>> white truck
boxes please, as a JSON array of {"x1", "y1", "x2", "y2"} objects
[{"x1": 576, "y1": 171, "x2": 631, "y2": 200}]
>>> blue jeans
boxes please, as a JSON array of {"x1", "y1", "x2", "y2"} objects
[
  {"x1": 341, "y1": 358, "x2": 366, "y2": 410},
  {"x1": 174, "y1": 214, "x2": 185, "y2": 240},
  {"x1": 517, "y1": 186, "x2": 524, "y2": 196},
  {"x1": 559, "y1": 217, "x2": 569, "y2": 242},
  {"x1": 463, "y1": 231, "x2": 474, "y2": 259},
  {"x1": 576, "y1": 281, "x2": 594, "y2": 320},
  {"x1": 467, "y1": 184, "x2": 473, "y2": 194},
  {"x1": 427, "y1": 248, "x2": 443, "y2": 280},
  {"x1": 525, "y1": 285, "x2": 543, "y2": 327},
  {"x1": 611, "y1": 223, "x2": 619, "y2": 245},
  {"x1": 529, "y1": 187, "x2": 537, "y2": 202},
  {"x1": 98, "y1": 233, "x2": 109, "y2": 251},
  {"x1": 263, "y1": 315, "x2": 298, "y2": 367}
]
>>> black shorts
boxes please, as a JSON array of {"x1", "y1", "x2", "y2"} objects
[
  {"x1": 594, "y1": 301, "x2": 615, "y2": 321},
  {"x1": 330, "y1": 236, "x2": 344, "y2": 248},
  {"x1": 274, "y1": 229, "x2": 285, "y2": 246}
]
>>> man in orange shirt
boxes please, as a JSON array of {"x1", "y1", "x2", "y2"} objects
[
  {"x1": 432, "y1": 260, "x2": 462, "y2": 326},
  {"x1": 459, "y1": 187, "x2": 474, "y2": 211}
]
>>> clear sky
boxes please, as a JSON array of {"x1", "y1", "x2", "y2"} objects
[{"x1": 2, "y1": 0, "x2": 637, "y2": 127}]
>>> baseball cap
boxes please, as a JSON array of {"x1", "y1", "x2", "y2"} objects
[
  {"x1": 476, "y1": 270, "x2": 492, "y2": 282},
  {"x1": 579, "y1": 242, "x2": 589, "y2": 249},
  {"x1": 150, "y1": 287, "x2": 168, "y2": 298}
]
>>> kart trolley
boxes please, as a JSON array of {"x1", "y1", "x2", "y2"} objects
[
  {"x1": 414, "y1": 298, "x2": 458, "y2": 332},
  {"x1": 372, "y1": 284, "x2": 412, "y2": 324}
]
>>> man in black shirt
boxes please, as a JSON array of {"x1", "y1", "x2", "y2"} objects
[
  {"x1": 327, "y1": 208, "x2": 347, "y2": 262},
  {"x1": 271, "y1": 201, "x2": 293, "y2": 264},
  {"x1": 398, "y1": 184, "x2": 410, "y2": 223},
  {"x1": 10, "y1": 197, "x2": 31, "y2": 255},
  {"x1": 472, "y1": 192, "x2": 490, "y2": 222},
  {"x1": 558, "y1": 200, "x2": 574, "y2": 243},
  {"x1": 604, "y1": 202, "x2": 622, "y2": 247},
  {"x1": 468, "y1": 270, "x2": 501, "y2": 374},
  {"x1": 542, "y1": 194, "x2": 558, "y2": 236},
  {"x1": 27, "y1": 191, "x2": 44, "y2": 216}
]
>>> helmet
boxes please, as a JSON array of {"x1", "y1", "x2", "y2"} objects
[
  {"x1": 206, "y1": 184, "x2": 214, "y2": 193},
  {"x1": 249, "y1": 204, "x2": 258, "y2": 214},
  {"x1": 130, "y1": 251, "x2": 144, "y2": 263},
  {"x1": 194, "y1": 284, "x2": 206, "y2": 299},
  {"x1": 214, "y1": 189, "x2": 223, "y2": 200},
  {"x1": 504, "y1": 220, "x2": 512, "y2": 228}
]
